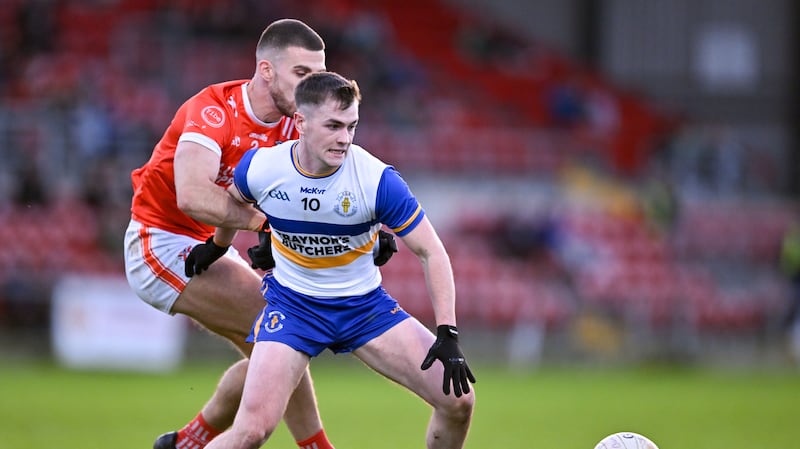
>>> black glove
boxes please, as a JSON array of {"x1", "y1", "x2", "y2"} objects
[
  {"x1": 247, "y1": 230, "x2": 275, "y2": 270},
  {"x1": 185, "y1": 236, "x2": 229, "y2": 277},
  {"x1": 421, "y1": 325, "x2": 476, "y2": 397},
  {"x1": 246, "y1": 229, "x2": 396, "y2": 270},
  {"x1": 373, "y1": 230, "x2": 398, "y2": 266}
]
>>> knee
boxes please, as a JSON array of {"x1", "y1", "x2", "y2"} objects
[
  {"x1": 438, "y1": 390, "x2": 475, "y2": 423},
  {"x1": 229, "y1": 423, "x2": 275, "y2": 449}
]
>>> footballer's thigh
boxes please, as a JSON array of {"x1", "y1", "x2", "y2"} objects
[
  {"x1": 124, "y1": 219, "x2": 264, "y2": 345},
  {"x1": 354, "y1": 317, "x2": 452, "y2": 406},
  {"x1": 173, "y1": 256, "x2": 265, "y2": 350},
  {"x1": 235, "y1": 342, "x2": 311, "y2": 438}
]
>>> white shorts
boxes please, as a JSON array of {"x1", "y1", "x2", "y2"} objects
[{"x1": 124, "y1": 219, "x2": 247, "y2": 314}]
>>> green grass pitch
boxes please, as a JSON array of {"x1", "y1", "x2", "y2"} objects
[{"x1": 1, "y1": 358, "x2": 798, "y2": 448}]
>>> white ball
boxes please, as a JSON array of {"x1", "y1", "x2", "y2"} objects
[{"x1": 594, "y1": 432, "x2": 659, "y2": 449}]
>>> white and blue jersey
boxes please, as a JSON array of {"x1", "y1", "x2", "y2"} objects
[
  {"x1": 234, "y1": 140, "x2": 425, "y2": 297},
  {"x1": 234, "y1": 140, "x2": 423, "y2": 354}
]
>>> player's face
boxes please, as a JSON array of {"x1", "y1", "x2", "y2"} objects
[
  {"x1": 296, "y1": 98, "x2": 359, "y2": 174},
  {"x1": 270, "y1": 47, "x2": 326, "y2": 117}
]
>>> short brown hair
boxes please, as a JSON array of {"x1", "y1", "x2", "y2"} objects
[
  {"x1": 256, "y1": 19, "x2": 325, "y2": 58},
  {"x1": 296, "y1": 72, "x2": 361, "y2": 111}
]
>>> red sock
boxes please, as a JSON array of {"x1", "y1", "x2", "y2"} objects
[
  {"x1": 176, "y1": 413, "x2": 223, "y2": 449},
  {"x1": 296, "y1": 429, "x2": 335, "y2": 449}
]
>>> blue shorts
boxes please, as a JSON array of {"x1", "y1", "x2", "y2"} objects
[{"x1": 247, "y1": 274, "x2": 411, "y2": 357}]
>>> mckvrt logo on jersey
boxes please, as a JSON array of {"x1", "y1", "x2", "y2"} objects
[
  {"x1": 300, "y1": 186, "x2": 326, "y2": 195},
  {"x1": 264, "y1": 311, "x2": 286, "y2": 333},
  {"x1": 268, "y1": 189, "x2": 290, "y2": 201},
  {"x1": 333, "y1": 191, "x2": 357, "y2": 217}
]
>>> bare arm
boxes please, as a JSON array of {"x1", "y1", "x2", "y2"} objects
[
  {"x1": 399, "y1": 216, "x2": 457, "y2": 327},
  {"x1": 174, "y1": 141, "x2": 265, "y2": 232},
  {"x1": 404, "y1": 217, "x2": 476, "y2": 397},
  {"x1": 211, "y1": 185, "x2": 253, "y2": 247},
  {"x1": 183, "y1": 180, "x2": 257, "y2": 277}
]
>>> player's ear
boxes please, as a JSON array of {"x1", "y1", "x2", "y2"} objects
[
  {"x1": 258, "y1": 59, "x2": 274, "y2": 82},
  {"x1": 294, "y1": 111, "x2": 305, "y2": 134}
]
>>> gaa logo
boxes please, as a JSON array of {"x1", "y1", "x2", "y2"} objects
[{"x1": 268, "y1": 189, "x2": 290, "y2": 201}]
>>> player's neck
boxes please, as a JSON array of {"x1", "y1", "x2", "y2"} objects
[
  {"x1": 294, "y1": 142, "x2": 317, "y2": 175},
  {"x1": 247, "y1": 80, "x2": 282, "y2": 123},
  {"x1": 294, "y1": 142, "x2": 335, "y2": 176}
]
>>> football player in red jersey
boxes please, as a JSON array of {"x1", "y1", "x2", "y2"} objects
[{"x1": 124, "y1": 19, "x2": 334, "y2": 449}]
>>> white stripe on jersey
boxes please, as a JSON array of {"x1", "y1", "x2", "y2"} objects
[{"x1": 281, "y1": 117, "x2": 294, "y2": 138}]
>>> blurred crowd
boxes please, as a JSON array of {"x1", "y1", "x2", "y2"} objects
[
  {"x1": 1, "y1": 0, "x2": 798, "y2": 362},
  {"x1": 0, "y1": 0, "x2": 428, "y2": 213}
]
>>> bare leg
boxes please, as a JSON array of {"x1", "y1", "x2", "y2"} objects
[
  {"x1": 206, "y1": 342, "x2": 311, "y2": 449},
  {"x1": 182, "y1": 357, "x2": 321, "y2": 439},
  {"x1": 198, "y1": 359, "x2": 248, "y2": 429},
  {"x1": 284, "y1": 367, "x2": 323, "y2": 438},
  {"x1": 174, "y1": 256, "x2": 325, "y2": 441},
  {"x1": 354, "y1": 318, "x2": 474, "y2": 449}
]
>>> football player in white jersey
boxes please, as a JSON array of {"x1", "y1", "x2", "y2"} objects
[{"x1": 189, "y1": 71, "x2": 476, "y2": 449}]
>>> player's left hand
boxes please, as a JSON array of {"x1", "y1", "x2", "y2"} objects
[
  {"x1": 421, "y1": 325, "x2": 476, "y2": 397},
  {"x1": 373, "y1": 230, "x2": 398, "y2": 266},
  {"x1": 247, "y1": 230, "x2": 275, "y2": 270},
  {"x1": 185, "y1": 236, "x2": 229, "y2": 277}
]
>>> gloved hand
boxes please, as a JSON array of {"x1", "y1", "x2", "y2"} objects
[
  {"x1": 373, "y1": 230, "x2": 398, "y2": 266},
  {"x1": 185, "y1": 236, "x2": 229, "y2": 277},
  {"x1": 247, "y1": 229, "x2": 397, "y2": 270},
  {"x1": 421, "y1": 325, "x2": 476, "y2": 397},
  {"x1": 247, "y1": 230, "x2": 275, "y2": 270}
]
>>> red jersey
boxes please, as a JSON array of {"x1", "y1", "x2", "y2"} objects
[{"x1": 130, "y1": 80, "x2": 298, "y2": 240}]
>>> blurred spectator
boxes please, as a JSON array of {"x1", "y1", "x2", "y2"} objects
[
  {"x1": 545, "y1": 76, "x2": 586, "y2": 128},
  {"x1": 666, "y1": 124, "x2": 751, "y2": 196},
  {"x1": 456, "y1": 18, "x2": 528, "y2": 68},
  {"x1": 17, "y1": 0, "x2": 57, "y2": 55},
  {"x1": 13, "y1": 163, "x2": 47, "y2": 206},
  {"x1": 491, "y1": 212, "x2": 562, "y2": 263}
]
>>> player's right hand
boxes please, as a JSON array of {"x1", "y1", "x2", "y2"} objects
[
  {"x1": 247, "y1": 230, "x2": 275, "y2": 270},
  {"x1": 185, "y1": 236, "x2": 229, "y2": 277},
  {"x1": 421, "y1": 325, "x2": 476, "y2": 397}
]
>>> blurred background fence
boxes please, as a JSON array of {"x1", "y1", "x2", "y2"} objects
[{"x1": 0, "y1": 0, "x2": 798, "y2": 370}]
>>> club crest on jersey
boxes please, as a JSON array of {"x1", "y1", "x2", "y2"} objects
[
  {"x1": 179, "y1": 245, "x2": 193, "y2": 262},
  {"x1": 201, "y1": 106, "x2": 225, "y2": 128},
  {"x1": 334, "y1": 191, "x2": 357, "y2": 217},
  {"x1": 264, "y1": 311, "x2": 285, "y2": 333}
]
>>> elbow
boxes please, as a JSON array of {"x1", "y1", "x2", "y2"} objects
[{"x1": 175, "y1": 190, "x2": 203, "y2": 219}]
